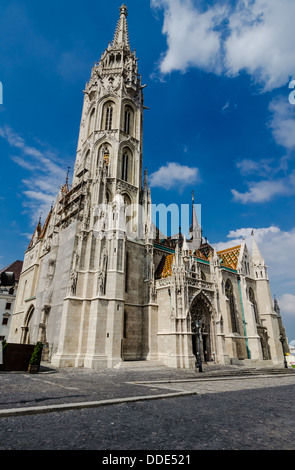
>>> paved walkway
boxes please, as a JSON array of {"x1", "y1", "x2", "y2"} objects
[
  {"x1": 1, "y1": 361, "x2": 294, "y2": 417},
  {"x1": 1, "y1": 362, "x2": 295, "y2": 451}
]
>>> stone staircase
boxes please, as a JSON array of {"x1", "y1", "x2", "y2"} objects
[
  {"x1": 198, "y1": 363, "x2": 295, "y2": 378},
  {"x1": 116, "y1": 360, "x2": 295, "y2": 377}
]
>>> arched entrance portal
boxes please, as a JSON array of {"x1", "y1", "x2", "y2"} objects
[
  {"x1": 190, "y1": 294, "x2": 214, "y2": 363},
  {"x1": 21, "y1": 305, "x2": 34, "y2": 344}
]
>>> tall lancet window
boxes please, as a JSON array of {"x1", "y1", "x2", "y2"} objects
[
  {"x1": 105, "y1": 104, "x2": 113, "y2": 130},
  {"x1": 122, "y1": 152, "x2": 128, "y2": 181},
  {"x1": 225, "y1": 279, "x2": 239, "y2": 333},
  {"x1": 124, "y1": 109, "x2": 130, "y2": 134},
  {"x1": 123, "y1": 105, "x2": 134, "y2": 136},
  {"x1": 88, "y1": 108, "x2": 95, "y2": 136}
]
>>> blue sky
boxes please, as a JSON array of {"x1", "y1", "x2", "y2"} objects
[{"x1": 1, "y1": 0, "x2": 295, "y2": 343}]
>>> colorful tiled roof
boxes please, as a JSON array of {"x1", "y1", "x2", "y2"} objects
[
  {"x1": 160, "y1": 254, "x2": 174, "y2": 278},
  {"x1": 217, "y1": 245, "x2": 241, "y2": 270}
]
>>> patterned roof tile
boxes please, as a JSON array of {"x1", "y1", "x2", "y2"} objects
[{"x1": 217, "y1": 245, "x2": 241, "y2": 270}]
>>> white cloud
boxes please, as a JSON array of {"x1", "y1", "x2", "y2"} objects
[
  {"x1": 152, "y1": 0, "x2": 295, "y2": 91},
  {"x1": 268, "y1": 97, "x2": 295, "y2": 150},
  {"x1": 224, "y1": 0, "x2": 295, "y2": 91},
  {"x1": 213, "y1": 225, "x2": 295, "y2": 295},
  {"x1": 0, "y1": 125, "x2": 66, "y2": 225},
  {"x1": 151, "y1": 0, "x2": 227, "y2": 75},
  {"x1": 231, "y1": 170, "x2": 295, "y2": 203},
  {"x1": 232, "y1": 94, "x2": 295, "y2": 203},
  {"x1": 213, "y1": 225, "x2": 280, "y2": 252},
  {"x1": 0, "y1": 126, "x2": 25, "y2": 148},
  {"x1": 149, "y1": 161, "x2": 200, "y2": 191},
  {"x1": 236, "y1": 158, "x2": 275, "y2": 177}
]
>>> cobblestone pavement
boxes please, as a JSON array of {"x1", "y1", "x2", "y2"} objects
[{"x1": 1, "y1": 362, "x2": 295, "y2": 451}]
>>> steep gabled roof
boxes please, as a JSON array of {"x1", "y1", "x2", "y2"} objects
[
  {"x1": 27, "y1": 208, "x2": 52, "y2": 250},
  {"x1": 0, "y1": 260, "x2": 23, "y2": 281},
  {"x1": 217, "y1": 245, "x2": 241, "y2": 270},
  {"x1": 39, "y1": 209, "x2": 52, "y2": 240},
  {"x1": 198, "y1": 242, "x2": 214, "y2": 260},
  {"x1": 27, "y1": 219, "x2": 42, "y2": 250}
]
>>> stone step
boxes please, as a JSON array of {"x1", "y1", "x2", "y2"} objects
[
  {"x1": 200, "y1": 365, "x2": 295, "y2": 377},
  {"x1": 117, "y1": 360, "x2": 167, "y2": 369}
]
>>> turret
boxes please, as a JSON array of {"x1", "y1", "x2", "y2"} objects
[{"x1": 251, "y1": 233, "x2": 268, "y2": 280}]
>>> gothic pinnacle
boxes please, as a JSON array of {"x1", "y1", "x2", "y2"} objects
[{"x1": 112, "y1": 4, "x2": 130, "y2": 49}]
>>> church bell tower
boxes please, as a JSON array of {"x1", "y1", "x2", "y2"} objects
[
  {"x1": 73, "y1": 3, "x2": 145, "y2": 214},
  {"x1": 50, "y1": 4, "x2": 151, "y2": 369}
]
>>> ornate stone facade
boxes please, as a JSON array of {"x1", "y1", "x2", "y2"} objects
[{"x1": 8, "y1": 5, "x2": 288, "y2": 369}]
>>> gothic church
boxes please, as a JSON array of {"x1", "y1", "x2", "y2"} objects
[{"x1": 9, "y1": 5, "x2": 288, "y2": 369}]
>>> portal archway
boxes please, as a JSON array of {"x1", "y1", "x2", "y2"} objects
[{"x1": 190, "y1": 293, "x2": 215, "y2": 363}]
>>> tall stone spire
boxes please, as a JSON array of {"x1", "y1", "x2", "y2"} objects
[
  {"x1": 251, "y1": 233, "x2": 265, "y2": 265},
  {"x1": 189, "y1": 191, "x2": 202, "y2": 249},
  {"x1": 251, "y1": 232, "x2": 268, "y2": 279},
  {"x1": 112, "y1": 4, "x2": 130, "y2": 49}
]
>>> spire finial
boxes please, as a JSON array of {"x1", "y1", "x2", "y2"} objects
[
  {"x1": 120, "y1": 4, "x2": 128, "y2": 16},
  {"x1": 112, "y1": 4, "x2": 130, "y2": 49},
  {"x1": 38, "y1": 212, "x2": 42, "y2": 231}
]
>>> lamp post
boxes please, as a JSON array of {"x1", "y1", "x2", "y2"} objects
[
  {"x1": 279, "y1": 334, "x2": 288, "y2": 369},
  {"x1": 195, "y1": 320, "x2": 203, "y2": 373}
]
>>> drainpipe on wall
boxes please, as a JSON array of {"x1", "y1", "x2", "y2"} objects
[{"x1": 237, "y1": 276, "x2": 251, "y2": 359}]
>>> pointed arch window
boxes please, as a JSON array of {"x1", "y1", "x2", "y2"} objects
[
  {"x1": 105, "y1": 104, "x2": 113, "y2": 131},
  {"x1": 122, "y1": 152, "x2": 129, "y2": 181},
  {"x1": 124, "y1": 109, "x2": 130, "y2": 134},
  {"x1": 123, "y1": 105, "x2": 134, "y2": 136},
  {"x1": 84, "y1": 149, "x2": 91, "y2": 171},
  {"x1": 225, "y1": 279, "x2": 239, "y2": 333},
  {"x1": 88, "y1": 108, "x2": 96, "y2": 136},
  {"x1": 97, "y1": 144, "x2": 111, "y2": 177}
]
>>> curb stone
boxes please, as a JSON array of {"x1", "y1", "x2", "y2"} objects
[{"x1": 0, "y1": 390, "x2": 198, "y2": 418}]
